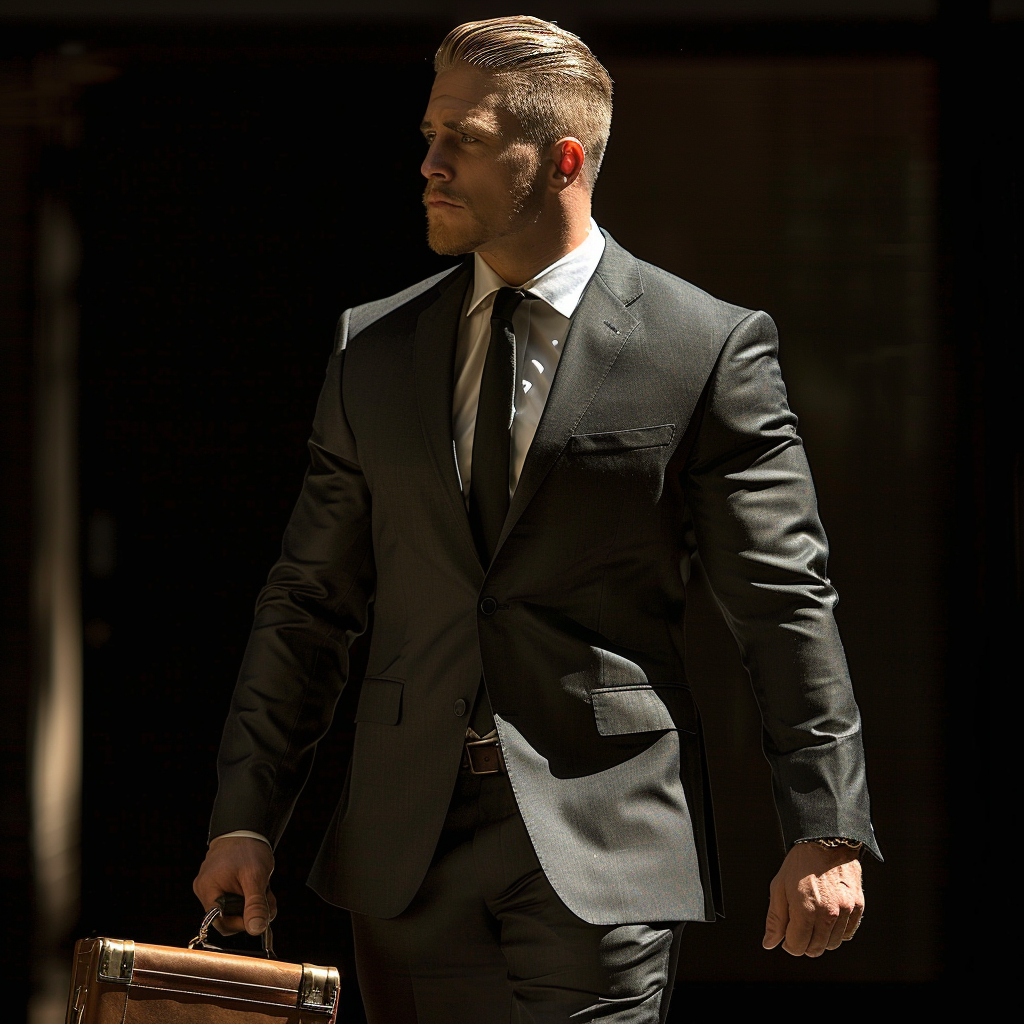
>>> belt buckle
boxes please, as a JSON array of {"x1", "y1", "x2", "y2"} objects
[{"x1": 464, "y1": 736, "x2": 505, "y2": 775}]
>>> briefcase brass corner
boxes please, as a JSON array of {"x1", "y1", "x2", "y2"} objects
[
  {"x1": 299, "y1": 964, "x2": 339, "y2": 1013},
  {"x1": 96, "y1": 938, "x2": 135, "y2": 984}
]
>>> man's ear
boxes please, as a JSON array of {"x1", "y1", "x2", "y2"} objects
[{"x1": 549, "y1": 138, "x2": 585, "y2": 189}]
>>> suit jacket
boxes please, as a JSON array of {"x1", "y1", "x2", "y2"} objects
[{"x1": 209, "y1": 231, "x2": 880, "y2": 926}]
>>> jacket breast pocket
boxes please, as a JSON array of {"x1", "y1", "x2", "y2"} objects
[
  {"x1": 591, "y1": 683, "x2": 697, "y2": 737},
  {"x1": 354, "y1": 676, "x2": 403, "y2": 725},
  {"x1": 569, "y1": 423, "x2": 675, "y2": 455}
]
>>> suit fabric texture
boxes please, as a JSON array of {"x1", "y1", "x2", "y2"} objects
[
  {"x1": 210, "y1": 231, "x2": 880, "y2": 930},
  {"x1": 351, "y1": 771, "x2": 684, "y2": 1023}
]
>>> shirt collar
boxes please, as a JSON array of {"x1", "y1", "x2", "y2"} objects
[{"x1": 466, "y1": 218, "x2": 607, "y2": 320}]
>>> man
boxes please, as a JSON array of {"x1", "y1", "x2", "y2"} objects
[{"x1": 194, "y1": 16, "x2": 880, "y2": 1023}]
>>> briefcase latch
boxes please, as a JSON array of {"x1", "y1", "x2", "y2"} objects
[
  {"x1": 97, "y1": 938, "x2": 135, "y2": 984},
  {"x1": 299, "y1": 963, "x2": 339, "y2": 1013}
]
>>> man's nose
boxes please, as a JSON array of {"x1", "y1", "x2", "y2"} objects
[{"x1": 420, "y1": 140, "x2": 453, "y2": 181}]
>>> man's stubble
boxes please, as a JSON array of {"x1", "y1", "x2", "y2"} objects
[
  {"x1": 424, "y1": 197, "x2": 488, "y2": 256},
  {"x1": 423, "y1": 160, "x2": 543, "y2": 257}
]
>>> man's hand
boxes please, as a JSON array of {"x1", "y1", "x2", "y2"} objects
[
  {"x1": 193, "y1": 836, "x2": 277, "y2": 937},
  {"x1": 762, "y1": 843, "x2": 864, "y2": 956}
]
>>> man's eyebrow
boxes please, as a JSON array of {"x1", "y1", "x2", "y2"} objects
[{"x1": 419, "y1": 117, "x2": 500, "y2": 138}]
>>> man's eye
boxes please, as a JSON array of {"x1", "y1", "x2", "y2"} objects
[{"x1": 460, "y1": 135, "x2": 477, "y2": 144}]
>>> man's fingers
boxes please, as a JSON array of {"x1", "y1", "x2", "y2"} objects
[
  {"x1": 762, "y1": 876, "x2": 789, "y2": 949},
  {"x1": 781, "y1": 907, "x2": 815, "y2": 957},
  {"x1": 211, "y1": 889, "x2": 275, "y2": 938},
  {"x1": 842, "y1": 899, "x2": 864, "y2": 941},
  {"x1": 765, "y1": 844, "x2": 866, "y2": 956},
  {"x1": 802, "y1": 907, "x2": 843, "y2": 957},
  {"x1": 825, "y1": 906, "x2": 853, "y2": 950},
  {"x1": 193, "y1": 836, "x2": 276, "y2": 938},
  {"x1": 781, "y1": 893, "x2": 862, "y2": 956}
]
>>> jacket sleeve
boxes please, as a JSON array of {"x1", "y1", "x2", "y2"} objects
[
  {"x1": 684, "y1": 309, "x2": 881, "y2": 859},
  {"x1": 208, "y1": 335, "x2": 375, "y2": 848}
]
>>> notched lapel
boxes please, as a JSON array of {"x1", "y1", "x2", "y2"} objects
[
  {"x1": 412, "y1": 262, "x2": 480, "y2": 568},
  {"x1": 495, "y1": 243, "x2": 642, "y2": 556}
]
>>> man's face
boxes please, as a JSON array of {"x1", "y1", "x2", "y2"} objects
[{"x1": 420, "y1": 67, "x2": 544, "y2": 256}]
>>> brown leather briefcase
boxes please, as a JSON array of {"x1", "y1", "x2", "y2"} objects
[{"x1": 65, "y1": 902, "x2": 340, "y2": 1023}]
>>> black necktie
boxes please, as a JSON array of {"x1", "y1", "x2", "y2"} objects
[{"x1": 469, "y1": 286, "x2": 524, "y2": 566}]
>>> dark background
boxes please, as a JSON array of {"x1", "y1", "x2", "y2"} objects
[{"x1": 2, "y1": 2, "x2": 1018, "y2": 1019}]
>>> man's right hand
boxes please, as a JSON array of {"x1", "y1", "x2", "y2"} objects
[{"x1": 193, "y1": 836, "x2": 277, "y2": 936}]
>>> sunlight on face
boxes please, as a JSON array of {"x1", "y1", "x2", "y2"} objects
[{"x1": 420, "y1": 68, "x2": 544, "y2": 256}]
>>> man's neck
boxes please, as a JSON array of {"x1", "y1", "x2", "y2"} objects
[{"x1": 475, "y1": 206, "x2": 593, "y2": 287}]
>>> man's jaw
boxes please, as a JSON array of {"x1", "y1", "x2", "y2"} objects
[
  {"x1": 424, "y1": 196, "x2": 489, "y2": 255},
  {"x1": 426, "y1": 219, "x2": 483, "y2": 256}
]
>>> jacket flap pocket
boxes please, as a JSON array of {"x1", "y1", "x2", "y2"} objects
[
  {"x1": 354, "y1": 677, "x2": 403, "y2": 725},
  {"x1": 570, "y1": 423, "x2": 675, "y2": 455},
  {"x1": 592, "y1": 684, "x2": 696, "y2": 737}
]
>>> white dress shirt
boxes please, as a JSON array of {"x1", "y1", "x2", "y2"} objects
[
  {"x1": 212, "y1": 223, "x2": 606, "y2": 849},
  {"x1": 453, "y1": 219, "x2": 606, "y2": 501}
]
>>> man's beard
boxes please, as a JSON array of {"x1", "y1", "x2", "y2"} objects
[
  {"x1": 423, "y1": 177, "x2": 538, "y2": 256},
  {"x1": 423, "y1": 187, "x2": 486, "y2": 256},
  {"x1": 425, "y1": 211, "x2": 486, "y2": 256}
]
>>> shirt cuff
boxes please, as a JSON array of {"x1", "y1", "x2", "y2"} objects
[{"x1": 209, "y1": 829, "x2": 272, "y2": 849}]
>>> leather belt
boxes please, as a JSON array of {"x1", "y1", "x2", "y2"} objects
[{"x1": 461, "y1": 735, "x2": 506, "y2": 775}]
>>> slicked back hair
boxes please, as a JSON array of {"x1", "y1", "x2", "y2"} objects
[{"x1": 434, "y1": 16, "x2": 613, "y2": 191}]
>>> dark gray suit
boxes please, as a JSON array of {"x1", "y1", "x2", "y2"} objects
[{"x1": 210, "y1": 231, "x2": 879, "y2": 936}]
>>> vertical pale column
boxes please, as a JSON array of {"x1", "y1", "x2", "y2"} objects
[{"x1": 31, "y1": 195, "x2": 82, "y2": 1019}]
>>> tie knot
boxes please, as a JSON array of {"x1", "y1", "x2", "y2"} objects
[{"x1": 491, "y1": 287, "x2": 525, "y2": 323}]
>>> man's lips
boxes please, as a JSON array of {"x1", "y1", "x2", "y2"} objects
[{"x1": 424, "y1": 193, "x2": 464, "y2": 209}]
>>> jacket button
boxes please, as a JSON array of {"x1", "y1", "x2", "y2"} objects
[
  {"x1": 479, "y1": 597, "x2": 497, "y2": 615},
  {"x1": 453, "y1": 699, "x2": 467, "y2": 717}
]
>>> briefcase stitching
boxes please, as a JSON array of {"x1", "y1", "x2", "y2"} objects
[
  {"x1": 131, "y1": 968, "x2": 297, "y2": 994},
  {"x1": 126, "y1": 983, "x2": 315, "y2": 1010}
]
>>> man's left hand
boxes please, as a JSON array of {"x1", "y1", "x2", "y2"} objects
[{"x1": 762, "y1": 843, "x2": 864, "y2": 956}]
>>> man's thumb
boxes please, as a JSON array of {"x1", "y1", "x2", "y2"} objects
[
  {"x1": 244, "y1": 891, "x2": 270, "y2": 936},
  {"x1": 762, "y1": 880, "x2": 789, "y2": 949}
]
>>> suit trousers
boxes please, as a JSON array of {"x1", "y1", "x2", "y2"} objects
[{"x1": 351, "y1": 770, "x2": 684, "y2": 1024}]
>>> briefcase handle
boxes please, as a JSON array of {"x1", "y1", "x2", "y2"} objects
[{"x1": 188, "y1": 892, "x2": 276, "y2": 959}]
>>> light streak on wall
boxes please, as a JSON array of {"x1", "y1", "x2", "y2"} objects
[{"x1": 31, "y1": 195, "x2": 82, "y2": 995}]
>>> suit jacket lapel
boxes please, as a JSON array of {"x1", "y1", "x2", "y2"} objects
[
  {"x1": 494, "y1": 236, "x2": 643, "y2": 557},
  {"x1": 412, "y1": 261, "x2": 482, "y2": 571}
]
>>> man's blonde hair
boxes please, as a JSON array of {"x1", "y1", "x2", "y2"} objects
[{"x1": 434, "y1": 16, "x2": 613, "y2": 190}]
